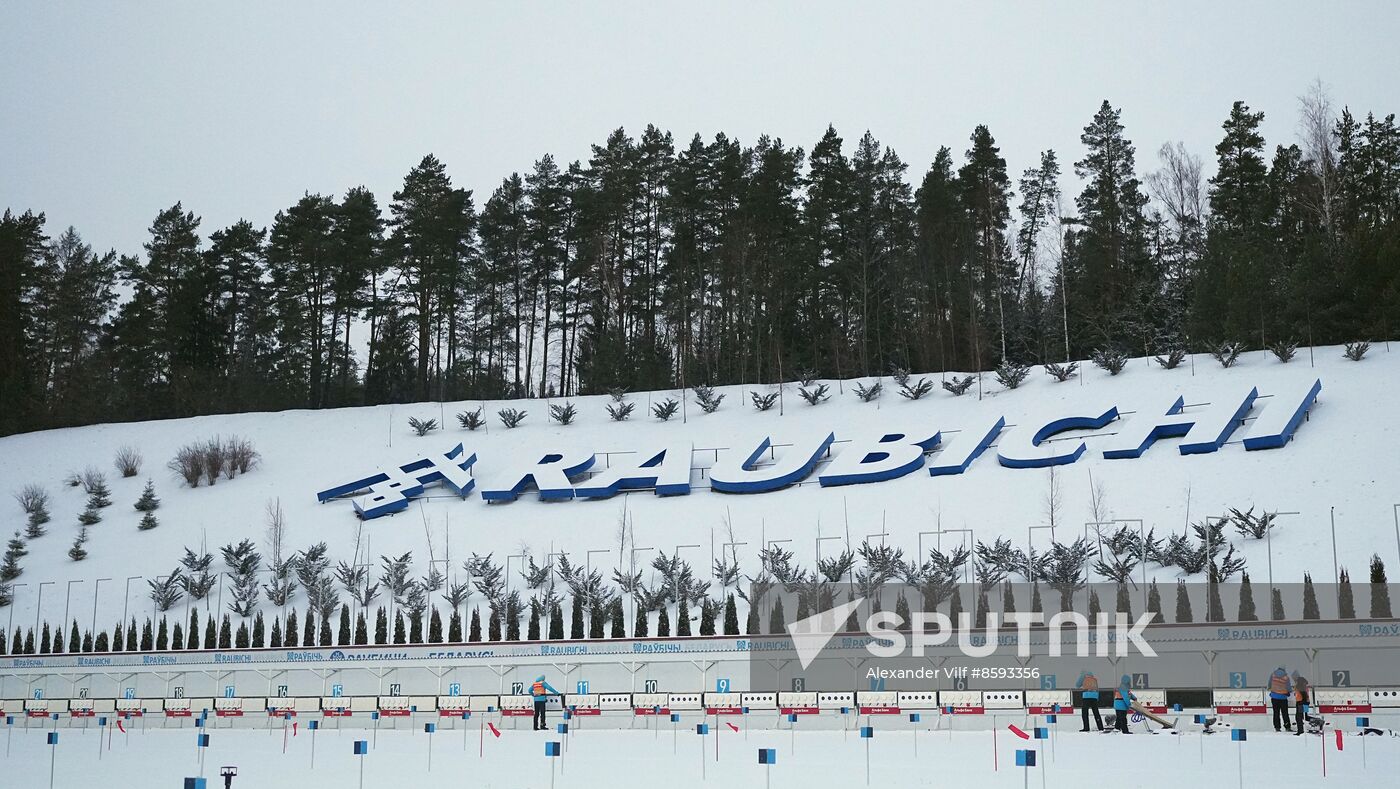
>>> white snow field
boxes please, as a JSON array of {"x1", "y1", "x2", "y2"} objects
[
  {"x1": 1, "y1": 716, "x2": 1397, "y2": 789},
  {"x1": 0, "y1": 344, "x2": 1397, "y2": 630}
]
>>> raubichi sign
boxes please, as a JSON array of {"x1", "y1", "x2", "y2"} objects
[{"x1": 316, "y1": 378, "x2": 1321, "y2": 519}]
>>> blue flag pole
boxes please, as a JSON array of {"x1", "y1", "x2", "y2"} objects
[
  {"x1": 353, "y1": 740, "x2": 368, "y2": 789},
  {"x1": 47, "y1": 731, "x2": 58, "y2": 789}
]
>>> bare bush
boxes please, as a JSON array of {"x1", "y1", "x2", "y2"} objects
[
  {"x1": 80, "y1": 467, "x2": 106, "y2": 495},
  {"x1": 202, "y1": 438, "x2": 225, "y2": 485},
  {"x1": 13, "y1": 484, "x2": 48, "y2": 515},
  {"x1": 168, "y1": 443, "x2": 206, "y2": 487},
  {"x1": 224, "y1": 436, "x2": 259, "y2": 475},
  {"x1": 114, "y1": 446, "x2": 143, "y2": 478}
]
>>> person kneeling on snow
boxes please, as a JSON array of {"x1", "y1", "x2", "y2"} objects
[
  {"x1": 1267, "y1": 667, "x2": 1293, "y2": 732},
  {"x1": 1112, "y1": 675, "x2": 1137, "y2": 734},
  {"x1": 531, "y1": 675, "x2": 560, "y2": 731},
  {"x1": 1292, "y1": 672, "x2": 1310, "y2": 736}
]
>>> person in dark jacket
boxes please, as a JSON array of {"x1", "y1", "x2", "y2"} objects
[
  {"x1": 1292, "y1": 672, "x2": 1310, "y2": 736},
  {"x1": 1075, "y1": 671, "x2": 1103, "y2": 731},
  {"x1": 1112, "y1": 675, "x2": 1137, "y2": 734},
  {"x1": 530, "y1": 675, "x2": 560, "y2": 731},
  {"x1": 1267, "y1": 667, "x2": 1293, "y2": 732}
]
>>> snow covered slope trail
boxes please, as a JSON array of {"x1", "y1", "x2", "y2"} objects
[{"x1": 1, "y1": 343, "x2": 1396, "y2": 628}]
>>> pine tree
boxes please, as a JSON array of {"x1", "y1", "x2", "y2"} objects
[
  {"x1": 745, "y1": 599, "x2": 758, "y2": 635},
  {"x1": 126, "y1": 617, "x2": 138, "y2": 651},
  {"x1": 234, "y1": 621, "x2": 249, "y2": 648},
  {"x1": 609, "y1": 599, "x2": 624, "y2": 639},
  {"x1": 23, "y1": 628, "x2": 34, "y2": 654},
  {"x1": 570, "y1": 595, "x2": 584, "y2": 640},
  {"x1": 698, "y1": 598, "x2": 716, "y2": 636},
  {"x1": 1, "y1": 530, "x2": 27, "y2": 581},
  {"x1": 319, "y1": 612, "x2": 332, "y2": 646},
  {"x1": 468, "y1": 608, "x2": 481, "y2": 642},
  {"x1": 393, "y1": 612, "x2": 406, "y2": 644},
  {"x1": 38, "y1": 624, "x2": 50, "y2": 653},
  {"x1": 428, "y1": 607, "x2": 443, "y2": 643},
  {"x1": 140, "y1": 619, "x2": 153, "y2": 651},
  {"x1": 82, "y1": 630, "x2": 94, "y2": 652},
  {"x1": 487, "y1": 606, "x2": 501, "y2": 641},
  {"x1": 1371, "y1": 556, "x2": 1393, "y2": 618},
  {"x1": 1147, "y1": 581, "x2": 1162, "y2": 624},
  {"x1": 547, "y1": 603, "x2": 563, "y2": 640},
  {"x1": 354, "y1": 613, "x2": 368, "y2": 645},
  {"x1": 215, "y1": 615, "x2": 229, "y2": 648},
  {"x1": 284, "y1": 609, "x2": 298, "y2": 647},
  {"x1": 133, "y1": 479, "x2": 160, "y2": 512},
  {"x1": 1237, "y1": 573, "x2": 1257, "y2": 621},
  {"x1": 252, "y1": 611, "x2": 265, "y2": 647},
  {"x1": 269, "y1": 616, "x2": 282, "y2": 648},
  {"x1": 138, "y1": 511, "x2": 158, "y2": 531},
  {"x1": 94, "y1": 631, "x2": 109, "y2": 652},
  {"x1": 768, "y1": 597, "x2": 784, "y2": 634},
  {"x1": 68, "y1": 527, "x2": 89, "y2": 561},
  {"x1": 447, "y1": 609, "x2": 461, "y2": 643},
  {"x1": 187, "y1": 609, "x2": 200, "y2": 649},
  {"x1": 1302, "y1": 573, "x2": 1320, "y2": 619},
  {"x1": 1087, "y1": 589, "x2": 1101, "y2": 620},
  {"x1": 1338, "y1": 568, "x2": 1355, "y2": 618},
  {"x1": 949, "y1": 587, "x2": 964, "y2": 623},
  {"x1": 634, "y1": 604, "x2": 649, "y2": 638},
  {"x1": 375, "y1": 607, "x2": 388, "y2": 644},
  {"x1": 338, "y1": 605, "x2": 351, "y2": 645},
  {"x1": 526, "y1": 604, "x2": 540, "y2": 640},
  {"x1": 1270, "y1": 588, "x2": 1286, "y2": 620},
  {"x1": 1115, "y1": 583, "x2": 1132, "y2": 621},
  {"x1": 203, "y1": 615, "x2": 215, "y2": 649},
  {"x1": 302, "y1": 608, "x2": 315, "y2": 646},
  {"x1": 656, "y1": 605, "x2": 670, "y2": 637},
  {"x1": 723, "y1": 594, "x2": 739, "y2": 635},
  {"x1": 1174, "y1": 580, "x2": 1193, "y2": 623},
  {"x1": 68, "y1": 620, "x2": 80, "y2": 653},
  {"x1": 676, "y1": 595, "x2": 691, "y2": 636},
  {"x1": 155, "y1": 617, "x2": 168, "y2": 650}
]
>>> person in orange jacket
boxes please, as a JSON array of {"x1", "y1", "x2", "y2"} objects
[
  {"x1": 1267, "y1": 667, "x2": 1293, "y2": 732},
  {"x1": 1075, "y1": 671, "x2": 1103, "y2": 731},
  {"x1": 1292, "y1": 672, "x2": 1310, "y2": 736}
]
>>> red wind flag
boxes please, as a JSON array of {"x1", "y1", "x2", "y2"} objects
[
  {"x1": 487, "y1": 722, "x2": 501, "y2": 738},
  {"x1": 116, "y1": 720, "x2": 126, "y2": 734},
  {"x1": 1335, "y1": 730, "x2": 1344, "y2": 750},
  {"x1": 1008, "y1": 724, "x2": 1030, "y2": 740},
  {"x1": 726, "y1": 722, "x2": 739, "y2": 732}
]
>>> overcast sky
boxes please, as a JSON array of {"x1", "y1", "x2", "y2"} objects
[{"x1": 3, "y1": 1, "x2": 1398, "y2": 257}]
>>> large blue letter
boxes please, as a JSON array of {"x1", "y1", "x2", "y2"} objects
[
  {"x1": 818, "y1": 428, "x2": 940, "y2": 487},
  {"x1": 1242, "y1": 378, "x2": 1322, "y2": 450},
  {"x1": 996, "y1": 406, "x2": 1118, "y2": 468},
  {"x1": 927, "y1": 416, "x2": 1005, "y2": 476},
  {"x1": 709, "y1": 433, "x2": 835, "y2": 493},
  {"x1": 315, "y1": 444, "x2": 478, "y2": 520},
  {"x1": 1100, "y1": 386, "x2": 1258, "y2": 458},
  {"x1": 573, "y1": 443, "x2": 693, "y2": 498},
  {"x1": 480, "y1": 449, "x2": 596, "y2": 502}
]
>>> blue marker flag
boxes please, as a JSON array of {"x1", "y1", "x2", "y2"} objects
[
  {"x1": 1033, "y1": 727, "x2": 1049, "y2": 739},
  {"x1": 557, "y1": 723, "x2": 569, "y2": 734},
  {"x1": 370, "y1": 711, "x2": 380, "y2": 721},
  {"x1": 545, "y1": 741, "x2": 561, "y2": 757},
  {"x1": 424, "y1": 723, "x2": 436, "y2": 734},
  {"x1": 1172, "y1": 703, "x2": 1184, "y2": 711},
  {"x1": 840, "y1": 706, "x2": 850, "y2": 715},
  {"x1": 1356, "y1": 716, "x2": 1370, "y2": 727},
  {"x1": 197, "y1": 733, "x2": 210, "y2": 747},
  {"x1": 308, "y1": 720, "x2": 319, "y2": 731},
  {"x1": 183, "y1": 778, "x2": 207, "y2": 789},
  {"x1": 860, "y1": 726, "x2": 874, "y2": 738},
  {"x1": 787, "y1": 713, "x2": 798, "y2": 723},
  {"x1": 1016, "y1": 749, "x2": 1037, "y2": 767},
  {"x1": 1046, "y1": 714, "x2": 1058, "y2": 723},
  {"x1": 741, "y1": 706, "x2": 750, "y2": 714},
  {"x1": 98, "y1": 717, "x2": 107, "y2": 727},
  {"x1": 462, "y1": 711, "x2": 471, "y2": 720},
  {"x1": 51, "y1": 713, "x2": 59, "y2": 721},
  {"x1": 47, "y1": 732, "x2": 58, "y2": 745},
  {"x1": 758, "y1": 748, "x2": 777, "y2": 765},
  {"x1": 5, "y1": 716, "x2": 12, "y2": 725},
  {"x1": 653, "y1": 705, "x2": 661, "y2": 713},
  {"x1": 909, "y1": 713, "x2": 921, "y2": 723},
  {"x1": 1231, "y1": 729, "x2": 1247, "y2": 741},
  {"x1": 353, "y1": 740, "x2": 368, "y2": 755},
  {"x1": 696, "y1": 723, "x2": 709, "y2": 735},
  {"x1": 1194, "y1": 714, "x2": 1206, "y2": 724},
  {"x1": 670, "y1": 713, "x2": 680, "y2": 723},
  {"x1": 563, "y1": 710, "x2": 573, "y2": 720}
]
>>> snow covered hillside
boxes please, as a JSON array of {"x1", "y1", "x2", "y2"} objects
[{"x1": 1, "y1": 343, "x2": 1396, "y2": 629}]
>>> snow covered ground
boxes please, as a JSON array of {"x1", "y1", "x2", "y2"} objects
[
  {"x1": 1, "y1": 716, "x2": 1396, "y2": 788},
  {"x1": 1, "y1": 343, "x2": 1398, "y2": 629}
]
